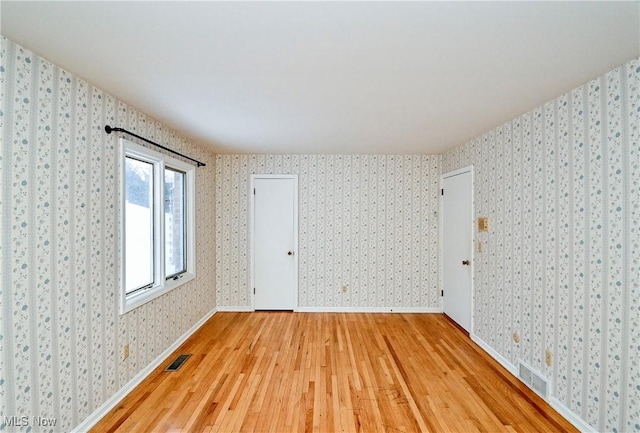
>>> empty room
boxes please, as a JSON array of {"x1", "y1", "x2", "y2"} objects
[{"x1": 1, "y1": 1, "x2": 638, "y2": 432}]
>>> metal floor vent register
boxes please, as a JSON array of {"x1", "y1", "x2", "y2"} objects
[
  {"x1": 518, "y1": 360, "x2": 549, "y2": 399},
  {"x1": 165, "y1": 354, "x2": 191, "y2": 371}
]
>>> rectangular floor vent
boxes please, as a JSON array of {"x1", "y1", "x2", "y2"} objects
[
  {"x1": 518, "y1": 360, "x2": 549, "y2": 399},
  {"x1": 165, "y1": 354, "x2": 191, "y2": 372}
]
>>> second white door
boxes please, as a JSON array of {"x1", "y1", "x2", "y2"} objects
[
  {"x1": 252, "y1": 176, "x2": 298, "y2": 310},
  {"x1": 442, "y1": 168, "x2": 473, "y2": 332}
]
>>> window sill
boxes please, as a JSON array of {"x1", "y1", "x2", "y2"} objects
[{"x1": 120, "y1": 272, "x2": 195, "y2": 315}]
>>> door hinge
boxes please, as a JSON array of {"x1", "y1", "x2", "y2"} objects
[
  {"x1": 441, "y1": 188, "x2": 444, "y2": 196},
  {"x1": 441, "y1": 290, "x2": 444, "y2": 297},
  {"x1": 253, "y1": 287, "x2": 256, "y2": 294},
  {"x1": 253, "y1": 188, "x2": 256, "y2": 195}
]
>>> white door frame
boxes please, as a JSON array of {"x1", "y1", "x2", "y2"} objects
[
  {"x1": 249, "y1": 174, "x2": 299, "y2": 311},
  {"x1": 441, "y1": 165, "x2": 474, "y2": 335}
]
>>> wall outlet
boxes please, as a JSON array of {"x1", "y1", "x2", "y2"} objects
[
  {"x1": 477, "y1": 216, "x2": 490, "y2": 232},
  {"x1": 341, "y1": 285, "x2": 348, "y2": 293},
  {"x1": 123, "y1": 344, "x2": 130, "y2": 360},
  {"x1": 545, "y1": 349, "x2": 552, "y2": 366},
  {"x1": 513, "y1": 332, "x2": 520, "y2": 343}
]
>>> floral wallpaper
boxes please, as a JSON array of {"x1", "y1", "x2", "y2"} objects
[
  {"x1": 215, "y1": 154, "x2": 441, "y2": 310},
  {"x1": 0, "y1": 37, "x2": 216, "y2": 432},
  {"x1": 442, "y1": 59, "x2": 639, "y2": 433}
]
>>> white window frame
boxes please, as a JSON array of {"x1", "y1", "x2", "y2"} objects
[{"x1": 120, "y1": 138, "x2": 196, "y2": 314}]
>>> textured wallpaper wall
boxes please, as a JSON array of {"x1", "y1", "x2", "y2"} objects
[
  {"x1": 442, "y1": 59, "x2": 639, "y2": 433},
  {"x1": 0, "y1": 37, "x2": 216, "y2": 432},
  {"x1": 215, "y1": 154, "x2": 441, "y2": 310}
]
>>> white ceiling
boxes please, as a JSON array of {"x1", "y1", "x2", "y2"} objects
[{"x1": 1, "y1": 1, "x2": 639, "y2": 155}]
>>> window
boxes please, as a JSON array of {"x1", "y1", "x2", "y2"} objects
[
  {"x1": 124, "y1": 157, "x2": 155, "y2": 293},
  {"x1": 121, "y1": 138, "x2": 195, "y2": 314},
  {"x1": 164, "y1": 168, "x2": 186, "y2": 278}
]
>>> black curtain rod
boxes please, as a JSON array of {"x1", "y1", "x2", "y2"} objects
[{"x1": 104, "y1": 125, "x2": 206, "y2": 167}]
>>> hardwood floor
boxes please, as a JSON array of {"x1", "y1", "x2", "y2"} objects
[{"x1": 92, "y1": 313, "x2": 577, "y2": 432}]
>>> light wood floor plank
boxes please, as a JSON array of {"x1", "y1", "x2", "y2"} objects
[{"x1": 92, "y1": 313, "x2": 577, "y2": 433}]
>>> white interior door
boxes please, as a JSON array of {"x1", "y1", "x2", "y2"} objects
[
  {"x1": 442, "y1": 168, "x2": 473, "y2": 332},
  {"x1": 252, "y1": 176, "x2": 298, "y2": 310}
]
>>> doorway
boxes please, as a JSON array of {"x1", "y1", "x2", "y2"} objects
[
  {"x1": 251, "y1": 175, "x2": 298, "y2": 310},
  {"x1": 442, "y1": 166, "x2": 473, "y2": 332}
]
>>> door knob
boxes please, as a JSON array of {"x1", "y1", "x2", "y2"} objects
[
  {"x1": 287, "y1": 251, "x2": 294, "y2": 256},
  {"x1": 462, "y1": 260, "x2": 470, "y2": 266}
]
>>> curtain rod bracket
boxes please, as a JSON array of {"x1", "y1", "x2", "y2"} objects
[{"x1": 104, "y1": 124, "x2": 206, "y2": 167}]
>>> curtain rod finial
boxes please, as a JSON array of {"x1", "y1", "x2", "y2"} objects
[{"x1": 105, "y1": 125, "x2": 113, "y2": 134}]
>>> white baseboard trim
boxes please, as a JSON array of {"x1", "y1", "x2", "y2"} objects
[
  {"x1": 71, "y1": 308, "x2": 217, "y2": 433},
  {"x1": 216, "y1": 305, "x2": 253, "y2": 312},
  {"x1": 470, "y1": 333, "x2": 518, "y2": 376},
  {"x1": 296, "y1": 306, "x2": 442, "y2": 313},
  {"x1": 215, "y1": 306, "x2": 442, "y2": 313},
  {"x1": 548, "y1": 397, "x2": 595, "y2": 433},
  {"x1": 470, "y1": 334, "x2": 594, "y2": 433}
]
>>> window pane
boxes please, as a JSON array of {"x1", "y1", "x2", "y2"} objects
[
  {"x1": 125, "y1": 157, "x2": 154, "y2": 293},
  {"x1": 165, "y1": 168, "x2": 186, "y2": 278}
]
